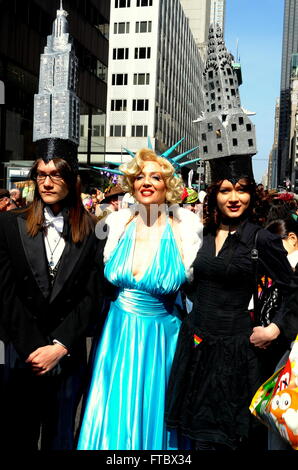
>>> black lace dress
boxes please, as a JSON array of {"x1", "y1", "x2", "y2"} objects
[{"x1": 165, "y1": 220, "x2": 295, "y2": 449}]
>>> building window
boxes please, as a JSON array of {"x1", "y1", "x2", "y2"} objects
[
  {"x1": 110, "y1": 125, "x2": 126, "y2": 137},
  {"x1": 239, "y1": 117, "x2": 244, "y2": 125},
  {"x1": 112, "y1": 73, "x2": 128, "y2": 85},
  {"x1": 132, "y1": 99, "x2": 149, "y2": 111},
  {"x1": 136, "y1": 0, "x2": 153, "y2": 6},
  {"x1": 217, "y1": 143, "x2": 223, "y2": 151},
  {"x1": 231, "y1": 89, "x2": 236, "y2": 96},
  {"x1": 231, "y1": 123, "x2": 237, "y2": 131},
  {"x1": 207, "y1": 123, "x2": 213, "y2": 131},
  {"x1": 135, "y1": 47, "x2": 151, "y2": 59},
  {"x1": 136, "y1": 21, "x2": 152, "y2": 33},
  {"x1": 211, "y1": 103, "x2": 216, "y2": 111},
  {"x1": 92, "y1": 125, "x2": 105, "y2": 137},
  {"x1": 208, "y1": 71, "x2": 213, "y2": 79},
  {"x1": 232, "y1": 138, "x2": 238, "y2": 146},
  {"x1": 97, "y1": 61, "x2": 108, "y2": 82},
  {"x1": 131, "y1": 125, "x2": 148, "y2": 137},
  {"x1": 114, "y1": 22, "x2": 130, "y2": 34},
  {"x1": 115, "y1": 0, "x2": 131, "y2": 7},
  {"x1": 203, "y1": 146, "x2": 208, "y2": 154},
  {"x1": 201, "y1": 133, "x2": 206, "y2": 141},
  {"x1": 80, "y1": 124, "x2": 84, "y2": 137},
  {"x1": 113, "y1": 48, "x2": 129, "y2": 60},
  {"x1": 229, "y1": 78, "x2": 234, "y2": 85},
  {"x1": 133, "y1": 73, "x2": 150, "y2": 85},
  {"x1": 111, "y1": 99, "x2": 127, "y2": 111},
  {"x1": 248, "y1": 138, "x2": 254, "y2": 147},
  {"x1": 246, "y1": 123, "x2": 252, "y2": 132}
]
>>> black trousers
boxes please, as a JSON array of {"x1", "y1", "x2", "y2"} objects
[{"x1": 0, "y1": 342, "x2": 87, "y2": 451}]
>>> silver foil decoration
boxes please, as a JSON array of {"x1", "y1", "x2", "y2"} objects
[
  {"x1": 195, "y1": 24, "x2": 257, "y2": 161},
  {"x1": 33, "y1": 1, "x2": 80, "y2": 145}
]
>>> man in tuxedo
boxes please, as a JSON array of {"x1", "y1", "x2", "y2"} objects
[{"x1": 0, "y1": 143, "x2": 104, "y2": 450}]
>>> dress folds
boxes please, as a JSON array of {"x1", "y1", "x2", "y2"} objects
[
  {"x1": 77, "y1": 219, "x2": 186, "y2": 450},
  {"x1": 165, "y1": 221, "x2": 295, "y2": 449}
]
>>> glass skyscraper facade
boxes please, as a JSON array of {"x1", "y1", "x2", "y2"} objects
[{"x1": 278, "y1": 0, "x2": 298, "y2": 185}]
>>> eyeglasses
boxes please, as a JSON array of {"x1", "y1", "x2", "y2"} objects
[{"x1": 36, "y1": 173, "x2": 64, "y2": 183}]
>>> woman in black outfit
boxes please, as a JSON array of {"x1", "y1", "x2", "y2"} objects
[{"x1": 165, "y1": 175, "x2": 296, "y2": 450}]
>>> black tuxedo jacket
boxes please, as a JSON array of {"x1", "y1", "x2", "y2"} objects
[{"x1": 0, "y1": 210, "x2": 105, "y2": 360}]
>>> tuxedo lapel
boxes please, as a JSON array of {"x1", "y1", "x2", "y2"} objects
[
  {"x1": 17, "y1": 217, "x2": 51, "y2": 299},
  {"x1": 49, "y1": 236, "x2": 88, "y2": 303}
]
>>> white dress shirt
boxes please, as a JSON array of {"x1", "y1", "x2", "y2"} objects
[{"x1": 43, "y1": 206, "x2": 66, "y2": 268}]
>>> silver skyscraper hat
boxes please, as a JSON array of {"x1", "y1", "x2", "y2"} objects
[
  {"x1": 195, "y1": 24, "x2": 257, "y2": 183},
  {"x1": 33, "y1": 1, "x2": 80, "y2": 172}
]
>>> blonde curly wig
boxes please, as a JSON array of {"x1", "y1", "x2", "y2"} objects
[{"x1": 119, "y1": 148, "x2": 184, "y2": 204}]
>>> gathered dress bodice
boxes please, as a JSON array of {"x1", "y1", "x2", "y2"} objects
[{"x1": 105, "y1": 218, "x2": 186, "y2": 296}]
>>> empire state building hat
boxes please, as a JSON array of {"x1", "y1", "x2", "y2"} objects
[{"x1": 33, "y1": 1, "x2": 80, "y2": 173}]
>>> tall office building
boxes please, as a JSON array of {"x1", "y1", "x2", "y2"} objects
[
  {"x1": 289, "y1": 68, "x2": 298, "y2": 191},
  {"x1": 179, "y1": 0, "x2": 211, "y2": 57},
  {"x1": 267, "y1": 99, "x2": 279, "y2": 189},
  {"x1": 180, "y1": 0, "x2": 226, "y2": 60},
  {"x1": 106, "y1": 0, "x2": 204, "y2": 177},
  {"x1": 210, "y1": 0, "x2": 225, "y2": 35},
  {"x1": 277, "y1": 0, "x2": 298, "y2": 186}
]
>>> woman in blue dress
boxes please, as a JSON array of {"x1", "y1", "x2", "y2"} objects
[{"x1": 77, "y1": 148, "x2": 202, "y2": 450}]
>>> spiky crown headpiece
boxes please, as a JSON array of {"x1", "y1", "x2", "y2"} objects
[{"x1": 91, "y1": 137, "x2": 200, "y2": 176}]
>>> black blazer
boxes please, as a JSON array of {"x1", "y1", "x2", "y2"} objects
[{"x1": 0, "y1": 210, "x2": 105, "y2": 360}]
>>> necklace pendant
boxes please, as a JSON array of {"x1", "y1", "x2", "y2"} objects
[{"x1": 49, "y1": 259, "x2": 54, "y2": 268}]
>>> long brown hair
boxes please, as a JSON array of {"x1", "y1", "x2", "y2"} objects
[
  {"x1": 23, "y1": 158, "x2": 95, "y2": 243},
  {"x1": 203, "y1": 178, "x2": 257, "y2": 234}
]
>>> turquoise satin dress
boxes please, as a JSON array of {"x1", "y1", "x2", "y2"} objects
[{"x1": 77, "y1": 219, "x2": 186, "y2": 450}]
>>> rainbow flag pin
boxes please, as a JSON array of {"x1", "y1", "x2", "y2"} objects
[{"x1": 194, "y1": 334, "x2": 203, "y2": 347}]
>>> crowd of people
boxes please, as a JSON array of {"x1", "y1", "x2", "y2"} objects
[{"x1": 1, "y1": 148, "x2": 298, "y2": 452}]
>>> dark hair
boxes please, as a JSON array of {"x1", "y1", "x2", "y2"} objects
[
  {"x1": 0, "y1": 188, "x2": 10, "y2": 199},
  {"x1": 266, "y1": 199, "x2": 291, "y2": 224},
  {"x1": 266, "y1": 215, "x2": 298, "y2": 238},
  {"x1": 203, "y1": 177, "x2": 257, "y2": 233},
  {"x1": 22, "y1": 158, "x2": 95, "y2": 243}
]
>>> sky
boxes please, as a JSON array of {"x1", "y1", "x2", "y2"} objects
[{"x1": 224, "y1": 0, "x2": 284, "y2": 183}]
